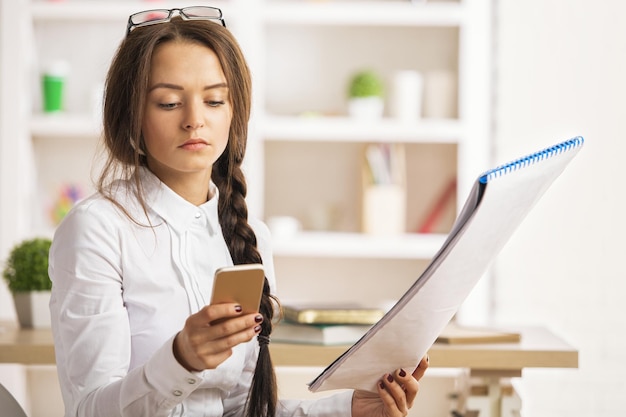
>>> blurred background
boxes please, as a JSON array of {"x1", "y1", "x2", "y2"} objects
[{"x1": 0, "y1": 0, "x2": 624, "y2": 416}]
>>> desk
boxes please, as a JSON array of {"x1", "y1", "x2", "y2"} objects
[
  {"x1": 0, "y1": 324, "x2": 578, "y2": 371},
  {"x1": 0, "y1": 323, "x2": 577, "y2": 416},
  {"x1": 270, "y1": 326, "x2": 578, "y2": 375}
]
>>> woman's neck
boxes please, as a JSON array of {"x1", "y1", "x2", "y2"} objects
[{"x1": 157, "y1": 170, "x2": 212, "y2": 206}]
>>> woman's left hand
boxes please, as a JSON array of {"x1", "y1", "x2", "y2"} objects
[{"x1": 351, "y1": 354, "x2": 429, "y2": 417}]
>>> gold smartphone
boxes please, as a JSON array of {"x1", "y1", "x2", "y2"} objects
[{"x1": 210, "y1": 264, "x2": 265, "y2": 315}]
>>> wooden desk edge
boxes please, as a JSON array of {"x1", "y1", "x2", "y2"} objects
[
  {"x1": 269, "y1": 342, "x2": 579, "y2": 370},
  {"x1": 1, "y1": 324, "x2": 579, "y2": 371}
]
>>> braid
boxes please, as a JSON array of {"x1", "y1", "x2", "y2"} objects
[{"x1": 214, "y1": 154, "x2": 278, "y2": 417}]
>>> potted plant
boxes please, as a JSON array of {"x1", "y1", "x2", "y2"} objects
[
  {"x1": 347, "y1": 70, "x2": 385, "y2": 119},
  {"x1": 3, "y1": 237, "x2": 52, "y2": 328}
]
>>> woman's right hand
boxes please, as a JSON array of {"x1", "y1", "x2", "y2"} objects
[{"x1": 173, "y1": 303, "x2": 263, "y2": 372}]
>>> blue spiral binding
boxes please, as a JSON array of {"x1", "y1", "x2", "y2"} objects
[{"x1": 479, "y1": 136, "x2": 584, "y2": 184}]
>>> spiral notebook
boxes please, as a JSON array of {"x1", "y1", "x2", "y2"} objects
[{"x1": 309, "y1": 136, "x2": 584, "y2": 393}]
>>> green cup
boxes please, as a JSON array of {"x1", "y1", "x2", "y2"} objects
[
  {"x1": 42, "y1": 74, "x2": 65, "y2": 112},
  {"x1": 42, "y1": 61, "x2": 69, "y2": 113}
]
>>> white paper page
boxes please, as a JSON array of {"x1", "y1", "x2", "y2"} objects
[{"x1": 309, "y1": 138, "x2": 583, "y2": 392}]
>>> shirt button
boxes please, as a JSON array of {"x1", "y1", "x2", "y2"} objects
[
  {"x1": 194, "y1": 212, "x2": 201, "y2": 219},
  {"x1": 173, "y1": 390, "x2": 183, "y2": 397},
  {"x1": 187, "y1": 378, "x2": 197, "y2": 385}
]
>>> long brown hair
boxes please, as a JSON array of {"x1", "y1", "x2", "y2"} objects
[{"x1": 100, "y1": 18, "x2": 278, "y2": 417}]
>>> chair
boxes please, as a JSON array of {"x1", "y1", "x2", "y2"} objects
[{"x1": 0, "y1": 383, "x2": 28, "y2": 417}]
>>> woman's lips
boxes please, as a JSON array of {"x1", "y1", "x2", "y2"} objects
[{"x1": 180, "y1": 139, "x2": 208, "y2": 151}]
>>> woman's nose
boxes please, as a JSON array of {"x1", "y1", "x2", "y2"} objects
[{"x1": 183, "y1": 101, "x2": 205, "y2": 130}]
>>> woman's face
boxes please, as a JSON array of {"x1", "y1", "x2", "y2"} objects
[{"x1": 142, "y1": 40, "x2": 232, "y2": 186}]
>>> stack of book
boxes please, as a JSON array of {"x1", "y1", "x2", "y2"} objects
[
  {"x1": 273, "y1": 303, "x2": 522, "y2": 346},
  {"x1": 435, "y1": 322, "x2": 521, "y2": 344},
  {"x1": 272, "y1": 303, "x2": 385, "y2": 346}
]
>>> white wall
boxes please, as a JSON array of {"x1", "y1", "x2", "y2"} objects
[{"x1": 493, "y1": 1, "x2": 626, "y2": 416}]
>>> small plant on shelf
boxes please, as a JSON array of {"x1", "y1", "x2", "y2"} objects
[
  {"x1": 347, "y1": 70, "x2": 385, "y2": 119},
  {"x1": 348, "y1": 70, "x2": 385, "y2": 99}
]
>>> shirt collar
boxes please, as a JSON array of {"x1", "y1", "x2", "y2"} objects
[{"x1": 139, "y1": 167, "x2": 220, "y2": 234}]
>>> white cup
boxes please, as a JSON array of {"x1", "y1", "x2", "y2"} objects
[
  {"x1": 267, "y1": 216, "x2": 302, "y2": 239},
  {"x1": 423, "y1": 70, "x2": 457, "y2": 119},
  {"x1": 389, "y1": 70, "x2": 423, "y2": 122}
]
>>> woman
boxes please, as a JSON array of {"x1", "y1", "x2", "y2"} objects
[{"x1": 49, "y1": 7, "x2": 427, "y2": 417}]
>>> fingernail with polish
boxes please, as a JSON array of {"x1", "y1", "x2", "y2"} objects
[
  {"x1": 387, "y1": 374, "x2": 394, "y2": 383},
  {"x1": 234, "y1": 305, "x2": 242, "y2": 313},
  {"x1": 399, "y1": 369, "x2": 406, "y2": 377},
  {"x1": 254, "y1": 325, "x2": 262, "y2": 333},
  {"x1": 255, "y1": 315, "x2": 263, "y2": 323}
]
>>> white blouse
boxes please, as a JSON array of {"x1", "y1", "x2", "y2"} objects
[{"x1": 49, "y1": 168, "x2": 352, "y2": 417}]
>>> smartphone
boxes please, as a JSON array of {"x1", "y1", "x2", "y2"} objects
[{"x1": 210, "y1": 264, "x2": 265, "y2": 316}]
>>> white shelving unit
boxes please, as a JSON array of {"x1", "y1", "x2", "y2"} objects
[
  {"x1": 260, "y1": 116, "x2": 464, "y2": 143},
  {"x1": 249, "y1": 1, "x2": 492, "y2": 317},
  {"x1": 1, "y1": 0, "x2": 492, "y2": 317},
  {"x1": 271, "y1": 231, "x2": 447, "y2": 259}
]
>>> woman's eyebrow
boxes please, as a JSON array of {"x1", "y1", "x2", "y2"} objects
[
  {"x1": 148, "y1": 82, "x2": 228, "y2": 92},
  {"x1": 204, "y1": 82, "x2": 228, "y2": 91}
]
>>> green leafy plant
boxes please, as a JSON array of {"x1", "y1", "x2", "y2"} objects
[
  {"x1": 348, "y1": 70, "x2": 384, "y2": 98},
  {"x1": 3, "y1": 238, "x2": 52, "y2": 293}
]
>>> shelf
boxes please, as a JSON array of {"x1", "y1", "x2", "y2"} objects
[
  {"x1": 30, "y1": 114, "x2": 101, "y2": 138},
  {"x1": 259, "y1": 115, "x2": 463, "y2": 143},
  {"x1": 29, "y1": 1, "x2": 464, "y2": 27},
  {"x1": 270, "y1": 231, "x2": 447, "y2": 259},
  {"x1": 31, "y1": 113, "x2": 462, "y2": 144},
  {"x1": 30, "y1": 1, "x2": 465, "y2": 33},
  {"x1": 263, "y1": 2, "x2": 465, "y2": 27}
]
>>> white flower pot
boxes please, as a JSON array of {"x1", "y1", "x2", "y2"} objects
[
  {"x1": 13, "y1": 291, "x2": 52, "y2": 328},
  {"x1": 348, "y1": 96, "x2": 384, "y2": 119}
]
